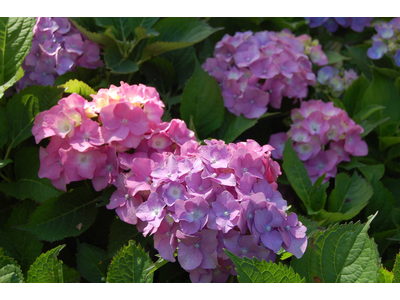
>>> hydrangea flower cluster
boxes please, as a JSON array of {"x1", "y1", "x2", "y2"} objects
[
  {"x1": 367, "y1": 18, "x2": 400, "y2": 67},
  {"x1": 315, "y1": 66, "x2": 358, "y2": 98},
  {"x1": 202, "y1": 30, "x2": 328, "y2": 119},
  {"x1": 32, "y1": 83, "x2": 307, "y2": 283},
  {"x1": 269, "y1": 100, "x2": 368, "y2": 183},
  {"x1": 305, "y1": 17, "x2": 373, "y2": 33},
  {"x1": 18, "y1": 17, "x2": 103, "y2": 90}
]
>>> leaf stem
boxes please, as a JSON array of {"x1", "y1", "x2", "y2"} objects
[{"x1": 0, "y1": 172, "x2": 10, "y2": 182}]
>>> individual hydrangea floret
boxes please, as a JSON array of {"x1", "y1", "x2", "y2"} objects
[
  {"x1": 315, "y1": 65, "x2": 358, "y2": 97},
  {"x1": 305, "y1": 17, "x2": 373, "y2": 33},
  {"x1": 18, "y1": 17, "x2": 103, "y2": 90},
  {"x1": 203, "y1": 30, "x2": 328, "y2": 119},
  {"x1": 269, "y1": 99, "x2": 368, "y2": 183},
  {"x1": 367, "y1": 18, "x2": 400, "y2": 67}
]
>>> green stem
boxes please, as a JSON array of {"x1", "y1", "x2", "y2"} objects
[{"x1": 0, "y1": 172, "x2": 10, "y2": 182}]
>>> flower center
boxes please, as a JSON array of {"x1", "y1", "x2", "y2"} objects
[
  {"x1": 265, "y1": 225, "x2": 271, "y2": 232},
  {"x1": 285, "y1": 225, "x2": 291, "y2": 231},
  {"x1": 195, "y1": 243, "x2": 200, "y2": 248}
]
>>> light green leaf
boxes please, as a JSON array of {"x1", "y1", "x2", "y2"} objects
[
  {"x1": 59, "y1": 79, "x2": 97, "y2": 100},
  {"x1": 325, "y1": 51, "x2": 350, "y2": 65},
  {"x1": 140, "y1": 18, "x2": 221, "y2": 63},
  {"x1": 225, "y1": 250, "x2": 305, "y2": 283},
  {"x1": 0, "y1": 264, "x2": 24, "y2": 283},
  {"x1": 27, "y1": 245, "x2": 65, "y2": 283},
  {"x1": 104, "y1": 45, "x2": 139, "y2": 74},
  {"x1": 291, "y1": 214, "x2": 380, "y2": 283},
  {"x1": 378, "y1": 267, "x2": 394, "y2": 283},
  {"x1": 106, "y1": 240, "x2": 153, "y2": 283},
  {"x1": 0, "y1": 159, "x2": 12, "y2": 169},
  {"x1": 0, "y1": 67, "x2": 24, "y2": 99},
  {"x1": 181, "y1": 58, "x2": 225, "y2": 139},
  {"x1": 216, "y1": 110, "x2": 258, "y2": 143},
  {"x1": 0, "y1": 17, "x2": 35, "y2": 97},
  {"x1": 18, "y1": 188, "x2": 98, "y2": 242},
  {"x1": 353, "y1": 105, "x2": 385, "y2": 123},
  {"x1": 342, "y1": 75, "x2": 370, "y2": 117},
  {"x1": 76, "y1": 243, "x2": 109, "y2": 283},
  {"x1": 394, "y1": 252, "x2": 400, "y2": 283},
  {"x1": 5, "y1": 94, "x2": 38, "y2": 149},
  {"x1": 0, "y1": 147, "x2": 63, "y2": 202}
]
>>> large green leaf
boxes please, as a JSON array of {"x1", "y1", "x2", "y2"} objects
[
  {"x1": 181, "y1": 58, "x2": 225, "y2": 139},
  {"x1": 0, "y1": 147, "x2": 63, "y2": 202},
  {"x1": 62, "y1": 265, "x2": 80, "y2": 283},
  {"x1": 140, "y1": 18, "x2": 221, "y2": 63},
  {"x1": 379, "y1": 136, "x2": 400, "y2": 151},
  {"x1": 357, "y1": 164, "x2": 385, "y2": 182},
  {"x1": 291, "y1": 214, "x2": 380, "y2": 283},
  {"x1": 106, "y1": 240, "x2": 153, "y2": 283},
  {"x1": 0, "y1": 17, "x2": 35, "y2": 98},
  {"x1": 356, "y1": 68, "x2": 400, "y2": 137},
  {"x1": 16, "y1": 85, "x2": 64, "y2": 112},
  {"x1": 0, "y1": 251, "x2": 24, "y2": 283},
  {"x1": 69, "y1": 17, "x2": 115, "y2": 46},
  {"x1": 76, "y1": 243, "x2": 109, "y2": 283},
  {"x1": 216, "y1": 110, "x2": 258, "y2": 143},
  {"x1": 27, "y1": 245, "x2": 65, "y2": 283},
  {"x1": 18, "y1": 188, "x2": 98, "y2": 242},
  {"x1": 59, "y1": 79, "x2": 96, "y2": 100},
  {"x1": 5, "y1": 93, "x2": 38, "y2": 149},
  {"x1": 342, "y1": 75, "x2": 370, "y2": 117},
  {"x1": 345, "y1": 45, "x2": 372, "y2": 81},
  {"x1": 104, "y1": 45, "x2": 139, "y2": 74},
  {"x1": 225, "y1": 250, "x2": 305, "y2": 283},
  {"x1": 141, "y1": 57, "x2": 176, "y2": 94}
]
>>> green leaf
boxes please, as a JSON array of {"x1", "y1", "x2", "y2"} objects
[
  {"x1": 353, "y1": 105, "x2": 385, "y2": 123},
  {"x1": 0, "y1": 108, "x2": 9, "y2": 148},
  {"x1": 365, "y1": 175, "x2": 397, "y2": 233},
  {"x1": 5, "y1": 93, "x2": 38, "y2": 149},
  {"x1": 378, "y1": 267, "x2": 394, "y2": 283},
  {"x1": 394, "y1": 252, "x2": 400, "y2": 283},
  {"x1": 359, "y1": 117, "x2": 390, "y2": 138},
  {"x1": 225, "y1": 250, "x2": 305, "y2": 283},
  {"x1": 216, "y1": 110, "x2": 258, "y2": 143},
  {"x1": 141, "y1": 18, "x2": 221, "y2": 63},
  {"x1": 356, "y1": 68, "x2": 400, "y2": 137},
  {"x1": 62, "y1": 265, "x2": 80, "y2": 283},
  {"x1": 345, "y1": 45, "x2": 372, "y2": 81},
  {"x1": 181, "y1": 58, "x2": 225, "y2": 139},
  {"x1": 342, "y1": 75, "x2": 370, "y2": 117},
  {"x1": 76, "y1": 243, "x2": 108, "y2": 283},
  {"x1": 69, "y1": 18, "x2": 115, "y2": 46},
  {"x1": 104, "y1": 45, "x2": 139, "y2": 74},
  {"x1": 374, "y1": 67, "x2": 400, "y2": 79},
  {"x1": 309, "y1": 179, "x2": 329, "y2": 213},
  {"x1": 379, "y1": 136, "x2": 400, "y2": 151},
  {"x1": 0, "y1": 264, "x2": 24, "y2": 283},
  {"x1": 0, "y1": 67, "x2": 24, "y2": 99},
  {"x1": 357, "y1": 164, "x2": 385, "y2": 182},
  {"x1": 325, "y1": 51, "x2": 350, "y2": 65},
  {"x1": 15, "y1": 85, "x2": 64, "y2": 112},
  {"x1": 27, "y1": 244, "x2": 65, "y2": 283},
  {"x1": 0, "y1": 17, "x2": 35, "y2": 98},
  {"x1": 298, "y1": 216, "x2": 318, "y2": 238},
  {"x1": 161, "y1": 46, "x2": 195, "y2": 89},
  {"x1": 0, "y1": 159, "x2": 12, "y2": 169},
  {"x1": 18, "y1": 188, "x2": 98, "y2": 242},
  {"x1": 59, "y1": 79, "x2": 97, "y2": 100},
  {"x1": 291, "y1": 213, "x2": 380, "y2": 283},
  {"x1": 339, "y1": 156, "x2": 366, "y2": 170},
  {"x1": 106, "y1": 240, "x2": 153, "y2": 283},
  {"x1": 0, "y1": 147, "x2": 63, "y2": 202},
  {"x1": 282, "y1": 139, "x2": 313, "y2": 212},
  {"x1": 141, "y1": 57, "x2": 176, "y2": 94}
]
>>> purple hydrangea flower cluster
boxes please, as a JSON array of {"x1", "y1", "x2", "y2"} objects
[
  {"x1": 367, "y1": 18, "x2": 400, "y2": 67},
  {"x1": 315, "y1": 66, "x2": 358, "y2": 97},
  {"x1": 202, "y1": 30, "x2": 328, "y2": 119},
  {"x1": 269, "y1": 100, "x2": 368, "y2": 184},
  {"x1": 18, "y1": 17, "x2": 103, "y2": 90},
  {"x1": 305, "y1": 17, "x2": 373, "y2": 33},
  {"x1": 32, "y1": 82, "x2": 307, "y2": 283}
]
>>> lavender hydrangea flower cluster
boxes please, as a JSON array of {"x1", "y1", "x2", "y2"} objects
[
  {"x1": 202, "y1": 30, "x2": 328, "y2": 119},
  {"x1": 367, "y1": 18, "x2": 400, "y2": 67},
  {"x1": 269, "y1": 100, "x2": 368, "y2": 184},
  {"x1": 315, "y1": 66, "x2": 358, "y2": 98},
  {"x1": 305, "y1": 17, "x2": 373, "y2": 33},
  {"x1": 18, "y1": 17, "x2": 103, "y2": 90},
  {"x1": 32, "y1": 82, "x2": 307, "y2": 283}
]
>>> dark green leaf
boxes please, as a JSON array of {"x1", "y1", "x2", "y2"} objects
[
  {"x1": 353, "y1": 105, "x2": 385, "y2": 123},
  {"x1": 359, "y1": 117, "x2": 390, "y2": 138},
  {"x1": 342, "y1": 75, "x2": 370, "y2": 117},
  {"x1": 106, "y1": 240, "x2": 153, "y2": 283},
  {"x1": 161, "y1": 46, "x2": 195, "y2": 88},
  {"x1": 0, "y1": 147, "x2": 63, "y2": 202},
  {"x1": 379, "y1": 136, "x2": 400, "y2": 151},
  {"x1": 0, "y1": 159, "x2": 12, "y2": 169},
  {"x1": 291, "y1": 214, "x2": 380, "y2": 283},
  {"x1": 181, "y1": 58, "x2": 225, "y2": 139},
  {"x1": 339, "y1": 156, "x2": 366, "y2": 170},
  {"x1": 76, "y1": 243, "x2": 108, "y2": 283},
  {"x1": 15, "y1": 85, "x2": 64, "y2": 112},
  {"x1": 62, "y1": 265, "x2": 80, "y2": 283},
  {"x1": 374, "y1": 67, "x2": 400, "y2": 79},
  {"x1": 0, "y1": 17, "x2": 35, "y2": 98},
  {"x1": 69, "y1": 18, "x2": 115, "y2": 46},
  {"x1": 59, "y1": 79, "x2": 97, "y2": 100},
  {"x1": 325, "y1": 51, "x2": 350, "y2": 65},
  {"x1": 18, "y1": 188, "x2": 98, "y2": 242},
  {"x1": 0, "y1": 108, "x2": 9, "y2": 148},
  {"x1": 141, "y1": 57, "x2": 176, "y2": 94},
  {"x1": 27, "y1": 244, "x2": 65, "y2": 283},
  {"x1": 104, "y1": 45, "x2": 139, "y2": 74},
  {"x1": 345, "y1": 45, "x2": 372, "y2": 81},
  {"x1": 225, "y1": 250, "x2": 305, "y2": 283},
  {"x1": 216, "y1": 110, "x2": 258, "y2": 143},
  {"x1": 357, "y1": 164, "x2": 385, "y2": 182}
]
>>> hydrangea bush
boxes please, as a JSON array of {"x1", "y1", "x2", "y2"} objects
[{"x1": 0, "y1": 17, "x2": 399, "y2": 284}]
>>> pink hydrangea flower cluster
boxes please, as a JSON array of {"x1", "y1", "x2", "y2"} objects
[
  {"x1": 32, "y1": 82, "x2": 307, "y2": 283},
  {"x1": 269, "y1": 100, "x2": 368, "y2": 183},
  {"x1": 18, "y1": 17, "x2": 103, "y2": 90},
  {"x1": 202, "y1": 29, "x2": 328, "y2": 119},
  {"x1": 107, "y1": 138, "x2": 307, "y2": 283},
  {"x1": 315, "y1": 66, "x2": 358, "y2": 98}
]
